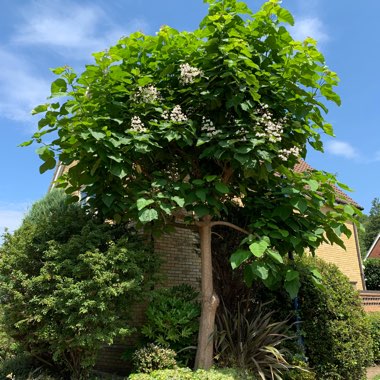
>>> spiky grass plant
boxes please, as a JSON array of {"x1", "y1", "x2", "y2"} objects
[{"x1": 214, "y1": 299, "x2": 294, "y2": 380}]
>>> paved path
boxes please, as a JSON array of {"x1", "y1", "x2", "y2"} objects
[{"x1": 367, "y1": 365, "x2": 380, "y2": 379}]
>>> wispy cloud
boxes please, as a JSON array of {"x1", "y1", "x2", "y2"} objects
[
  {"x1": 0, "y1": 48, "x2": 50, "y2": 122},
  {"x1": 291, "y1": 17, "x2": 329, "y2": 43},
  {"x1": 0, "y1": 202, "x2": 28, "y2": 238},
  {"x1": 325, "y1": 140, "x2": 359, "y2": 159},
  {"x1": 13, "y1": 0, "x2": 148, "y2": 59}
]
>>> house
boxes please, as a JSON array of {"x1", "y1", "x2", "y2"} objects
[
  {"x1": 365, "y1": 233, "x2": 380, "y2": 260},
  {"x1": 294, "y1": 161, "x2": 366, "y2": 291}
]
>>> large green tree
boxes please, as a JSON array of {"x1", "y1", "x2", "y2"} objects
[
  {"x1": 25, "y1": 0, "x2": 360, "y2": 369},
  {"x1": 363, "y1": 198, "x2": 380, "y2": 253}
]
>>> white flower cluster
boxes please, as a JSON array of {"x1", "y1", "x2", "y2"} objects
[
  {"x1": 133, "y1": 85, "x2": 160, "y2": 103},
  {"x1": 278, "y1": 146, "x2": 301, "y2": 161},
  {"x1": 162, "y1": 105, "x2": 188, "y2": 122},
  {"x1": 201, "y1": 117, "x2": 221, "y2": 138},
  {"x1": 237, "y1": 127, "x2": 247, "y2": 142},
  {"x1": 179, "y1": 63, "x2": 203, "y2": 84},
  {"x1": 255, "y1": 104, "x2": 286, "y2": 143},
  {"x1": 130, "y1": 116, "x2": 148, "y2": 133}
]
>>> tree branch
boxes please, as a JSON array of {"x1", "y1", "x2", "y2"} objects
[{"x1": 210, "y1": 221, "x2": 250, "y2": 235}]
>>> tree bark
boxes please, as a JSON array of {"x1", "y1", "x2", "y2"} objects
[{"x1": 194, "y1": 215, "x2": 220, "y2": 370}]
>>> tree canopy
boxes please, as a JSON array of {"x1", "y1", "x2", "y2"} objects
[
  {"x1": 24, "y1": 0, "x2": 361, "y2": 368},
  {"x1": 363, "y1": 198, "x2": 380, "y2": 253}
]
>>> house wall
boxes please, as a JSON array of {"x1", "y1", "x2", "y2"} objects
[{"x1": 315, "y1": 222, "x2": 365, "y2": 290}]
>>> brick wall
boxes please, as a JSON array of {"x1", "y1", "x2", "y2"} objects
[{"x1": 95, "y1": 225, "x2": 201, "y2": 374}]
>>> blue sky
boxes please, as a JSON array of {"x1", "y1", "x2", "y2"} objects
[{"x1": 0, "y1": 0, "x2": 379, "y2": 234}]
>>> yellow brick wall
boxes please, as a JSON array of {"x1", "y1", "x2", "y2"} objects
[{"x1": 315, "y1": 223, "x2": 364, "y2": 290}]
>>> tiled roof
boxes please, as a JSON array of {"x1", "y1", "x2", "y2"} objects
[{"x1": 294, "y1": 160, "x2": 362, "y2": 209}]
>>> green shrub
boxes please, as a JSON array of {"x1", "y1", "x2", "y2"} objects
[
  {"x1": 364, "y1": 259, "x2": 380, "y2": 290},
  {"x1": 132, "y1": 344, "x2": 177, "y2": 374},
  {"x1": 128, "y1": 367, "x2": 256, "y2": 380},
  {"x1": 0, "y1": 190, "x2": 159, "y2": 379},
  {"x1": 214, "y1": 299, "x2": 293, "y2": 380},
  {"x1": 268, "y1": 257, "x2": 373, "y2": 380},
  {"x1": 141, "y1": 284, "x2": 200, "y2": 364},
  {"x1": 368, "y1": 312, "x2": 380, "y2": 363}
]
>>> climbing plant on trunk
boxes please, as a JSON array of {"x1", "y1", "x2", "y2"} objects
[{"x1": 25, "y1": 0, "x2": 360, "y2": 369}]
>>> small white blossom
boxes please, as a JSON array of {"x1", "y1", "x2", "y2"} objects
[
  {"x1": 170, "y1": 105, "x2": 188, "y2": 122},
  {"x1": 179, "y1": 63, "x2": 203, "y2": 85},
  {"x1": 278, "y1": 146, "x2": 301, "y2": 161},
  {"x1": 255, "y1": 105, "x2": 285, "y2": 143},
  {"x1": 133, "y1": 85, "x2": 160, "y2": 103},
  {"x1": 201, "y1": 117, "x2": 222, "y2": 138},
  {"x1": 130, "y1": 116, "x2": 148, "y2": 133}
]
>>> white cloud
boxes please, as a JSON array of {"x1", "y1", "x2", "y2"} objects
[
  {"x1": 0, "y1": 48, "x2": 50, "y2": 122},
  {"x1": 325, "y1": 141, "x2": 359, "y2": 159},
  {"x1": 291, "y1": 17, "x2": 329, "y2": 43},
  {"x1": 0, "y1": 202, "x2": 28, "y2": 238},
  {"x1": 13, "y1": 1, "x2": 148, "y2": 59}
]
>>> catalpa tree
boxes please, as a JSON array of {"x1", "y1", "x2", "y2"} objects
[{"x1": 25, "y1": 0, "x2": 360, "y2": 369}]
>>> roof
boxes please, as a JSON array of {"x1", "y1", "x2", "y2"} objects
[
  {"x1": 294, "y1": 160, "x2": 362, "y2": 209},
  {"x1": 365, "y1": 233, "x2": 380, "y2": 260}
]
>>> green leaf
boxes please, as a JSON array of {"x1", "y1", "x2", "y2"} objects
[
  {"x1": 89, "y1": 130, "x2": 106, "y2": 140},
  {"x1": 215, "y1": 182, "x2": 229, "y2": 194},
  {"x1": 285, "y1": 269, "x2": 300, "y2": 282},
  {"x1": 171, "y1": 196, "x2": 185, "y2": 208},
  {"x1": 249, "y1": 239, "x2": 269, "y2": 258},
  {"x1": 193, "y1": 205, "x2": 209, "y2": 218},
  {"x1": 195, "y1": 189, "x2": 207, "y2": 202},
  {"x1": 277, "y1": 8, "x2": 295, "y2": 26},
  {"x1": 50, "y1": 66, "x2": 67, "y2": 75},
  {"x1": 139, "y1": 208, "x2": 158, "y2": 223},
  {"x1": 305, "y1": 179, "x2": 319, "y2": 192},
  {"x1": 267, "y1": 250, "x2": 283, "y2": 264},
  {"x1": 110, "y1": 164, "x2": 127, "y2": 179},
  {"x1": 102, "y1": 194, "x2": 115, "y2": 208},
  {"x1": 137, "y1": 198, "x2": 155, "y2": 211},
  {"x1": 31, "y1": 104, "x2": 48, "y2": 115},
  {"x1": 251, "y1": 262, "x2": 269, "y2": 280},
  {"x1": 204, "y1": 175, "x2": 217, "y2": 182},
  {"x1": 230, "y1": 249, "x2": 251, "y2": 269},
  {"x1": 291, "y1": 198, "x2": 308, "y2": 213},
  {"x1": 284, "y1": 277, "x2": 301, "y2": 299},
  {"x1": 51, "y1": 78, "x2": 67, "y2": 94}
]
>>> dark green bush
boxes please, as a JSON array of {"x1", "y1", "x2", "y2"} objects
[
  {"x1": 0, "y1": 190, "x2": 159, "y2": 379},
  {"x1": 364, "y1": 259, "x2": 380, "y2": 290},
  {"x1": 368, "y1": 312, "x2": 380, "y2": 363},
  {"x1": 132, "y1": 344, "x2": 177, "y2": 373},
  {"x1": 141, "y1": 284, "x2": 200, "y2": 364},
  {"x1": 128, "y1": 368, "x2": 256, "y2": 380},
  {"x1": 273, "y1": 257, "x2": 373, "y2": 380}
]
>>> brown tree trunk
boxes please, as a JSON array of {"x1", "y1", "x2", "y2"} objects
[{"x1": 194, "y1": 215, "x2": 220, "y2": 370}]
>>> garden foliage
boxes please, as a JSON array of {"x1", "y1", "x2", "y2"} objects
[
  {"x1": 273, "y1": 257, "x2": 373, "y2": 380},
  {"x1": 141, "y1": 284, "x2": 200, "y2": 362},
  {"x1": 214, "y1": 299, "x2": 293, "y2": 380},
  {"x1": 364, "y1": 259, "x2": 380, "y2": 290},
  {"x1": 132, "y1": 344, "x2": 177, "y2": 374},
  {"x1": 0, "y1": 190, "x2": 159, "y2": 379},
  {"x1": 368, "y1": 312, "x2": 380, "y2": 363},
  {"x1": 128, "y1": 367, "x2": 255, "y2": 380}
]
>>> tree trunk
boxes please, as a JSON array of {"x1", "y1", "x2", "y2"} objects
[{"x1": 194, "y1": 215, "x2": 220, "y2": 370}]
